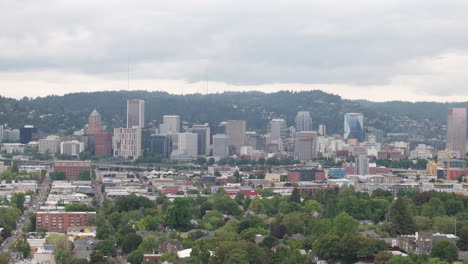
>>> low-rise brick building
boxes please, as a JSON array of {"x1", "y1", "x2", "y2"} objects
[{"x1": 36, "y1": 211, "x2": 96, "y2": 232}]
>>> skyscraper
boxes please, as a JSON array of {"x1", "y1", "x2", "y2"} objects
[
  {"x1": 227, "y1": 120, "x2": 246, "y2": 154},
  {"x1": 150, "y1": 135, "x2": 173, "y2": 159},
  {"x1": 269, "y1": 119, "x2": 288, "y2": 140},
  {"x1": 86, "y1": 109, "x2": 102, "y2": 134},
  {"x1": 178, "y1": 133, "x2": 198, "y2": 157},
  {"x1": 160, "y1": 115, "x2": 181, "y2": 134},
  {"x1": 127, "y1": 99, "x2": 145, "y2": 128},
  {"x1": 344, "y1": 113, "x2": 364, "y2": 142},
  {"x1": 294, "y1": 131, "x2": 318, "y2": 161},
  {"x1": 447, "y1": 108, "x2": 467, "y2": 158},
  {"x1": 191, "y1": 124, "x2": 211, "y2": 155},
  {"x1": 213, "y1": 134, "x2": 229, "y2": 157},
  {"x1": 20, "y1": 125, "x2": 37, "y2": 144},
  {"x1": 113, "y1": 127, "x2": 142, "y2": 159},
  {"x1": 356, "y1": 154, "x2": 369, "y2": 175},
  {"x1": 295, "y1": 111, "x2": 312, "y2": 132}
]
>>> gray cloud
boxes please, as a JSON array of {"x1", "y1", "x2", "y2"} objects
[{"x1": 1, "y1": 0, "x2": 468, "y2": 98}]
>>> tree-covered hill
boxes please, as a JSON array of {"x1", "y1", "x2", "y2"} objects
[{"x1": 0, "y1": 90, "x2": 466, "y2": 139}]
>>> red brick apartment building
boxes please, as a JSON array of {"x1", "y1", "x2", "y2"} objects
[
  {"x1": 52, "y1": 161, "x2": 92, "y2": 181},
  {"x1": 36, "y1": 211, "x2": 96, "y2": 232}
]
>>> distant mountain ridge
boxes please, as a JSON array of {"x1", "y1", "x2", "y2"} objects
[{"x1": 0, "y1": 90, "x2": 466, "y2": 141}]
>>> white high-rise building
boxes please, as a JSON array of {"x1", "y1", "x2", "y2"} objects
[
  {"x1": 160, "y1": 115, "x2": 181, "y2": 134},
  {"x1": 177, "y1": 133, "x2": 198, "y2": 157},
  {"x1": 269, "y1": 119, "x2": 288, "y2": 141},
  {"x1": 60, "y1": 140, "x2": 85, "y2": 157},
  {"x1": 213, "y1": 134, "x2": 229, "y2": 157},
  {"x1": 127, "y1": 99, "x2": 145, "y2": 128},
  {"x1": 227, "y1": 120, "x2": 246, "y2": 154},
  {"x1": 38, "y1": 135, "x2": 61, "y2": 154},
  {"x1": 113, "y1": 127, "x2": 142, "y2": 159},
  {"x1": 2, "y1": 129, "x2": 20, "y2": 142},
  {"x1": 295, "y1": 111, "x2": 312, "y2": 132},
  {"x1": 356, "y1": 154, "x2": 369, "y2": 175}
]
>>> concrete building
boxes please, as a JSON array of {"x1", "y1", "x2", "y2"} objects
[
  {"x1": 318, "y1": 124, "x2": 327, "y2": 136},
  {"x1": 295, "y1": 111, "x2": 313, "y2": 132},
  {"x1": 447, "y1": 108, "x2": 467, "y2": 158},
  {"x1": 36, "y1": 211, "x2": 96, "y2": 232},
  {"x1": 356, "y1": 154, "x2": 369, "y2": 176},
  {"x1": 113, "y1": 127, "x2": 142, "y2": 159},
  {"x1": 294, "y1": 131, "x2": 318, "y2": 161},
  {"x1": 127, "y1": 99, "x2": 145, "y2": 128},
  {"x1": 191, "y1": 123, "x2": 211, "y2": 155},
  {"x1": 269, "y1": 119, "x2": 288, "y2": 141},
  {"x1": 38, "y1": 135, "x2": 61, "y2": 154},
  {"x1": 60, "y1": 140, "x2": 84, "y2": 157},
  {"x1": 227, "y1": 120, "x2": 246, "y2": 154},
  {"x1": 344, "y1": 113, "x2": 364, "y2": 142},
  {"x1": 2, "y1": 128, "x2": 20, "y2": 142},
  {"x1": 160, "y1": 115, "x2": 181, "y2": 134},
  {"x1": 213, "y1": 134, "x2": 229, "y2": 157},
  {"x1": 177, "y1": 133, "x2": 198, "y2": 157}
]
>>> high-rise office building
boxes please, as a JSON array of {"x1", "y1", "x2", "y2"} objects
[
  {"x1": 160, "y1": 115, "x2": 181, "y2": 134},
  {"x1": 191, "y1": 124, "x2": 211, "y2": 155},
  {"x1": 3, "y1": 129, "x2": 20, "y2": 142},
  {"x1": 344, "y1": 113, "x2": 364, "y2": 142},
  {"x1": 94, "y1": 131, "x2": 112, "y2": 156},
  {"x1": 294, "y1": 131, "x2": 318, "y2": 161},
  {"x1": 447, "y1": 108, "x2": 467, "y2": 158},
  {"x1": 0, "y1": 126, "x2": 3, "y2": 143},
  {"x1": 127, "y1": 99, "x2": 145, "y2": 128},
  {"x1": 113, "y1": 127, "x2": 142, "y2": 159},
  {"x1": 150, "y1": 135, "x2": 173, "y2": 159},
  {"x1": 295, "y1": 111, "x2": 313, "y2": 132},
  {"x1": 213, "y1": 134, "x2": 229, "y2": 157},
  {"x1": 269, "y1": 119, "x2": 288, "y2": 140},
  {"x1": 227, "y1": 120, "x2": 246, "y2": 154},
  {"x1": 318, "y1": 124, "x2": 327, "y2": 136},
  {"x1": 356, "y1": 154, "x2": 369, "y2": 175},
  {"x1": 20, "y1": 125, "x2": 37, "y2": 144},
  {"x1": 60, "y1": 140, "x2": 85, "y2": 156},
  {"x1": 38, "y1": 135, "x2": 62, "y2": 154},
  {"x1": 86, "y1": 109, "x2": 102, "y2": 134},
  {"x1": 178, "y1": 133, "x2": 198, "y2": 157}
]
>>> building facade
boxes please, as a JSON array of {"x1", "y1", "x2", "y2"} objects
[
  {"x1": 227, "y1": 120, "x2": 246, "y2": 154},
  {"x1": 52, "y1": 161, "x2": 92, "y2": 181},
  {"x1": 60, "y1": 140, "x2": 85, "y2": 156},
  {"x1": 294, "y1": 131, "x2": 318, "y2": 161},
  {"x1": 113, "y1": 127, "x2": 142, "y2": 159},
  {"x1": 38, "y1": 135, "x2": 61, "y2": 154},
  {"x1": 213, "y1": 134, "x2": 229, "y2": 157},
  {"x1": 344, "y1": 113, "x2": 364, "y2": 142},
  {"x1": 127, "y1": 99, "x2": 145, "y2": 128},
  {"x1": 295, "y1": 111, "x2": 312, "y2": 132},
  {"x1": 36, "y1": 211, "x2": 96, "y2": 232},
  {"x1": 447, "y1": 108, "x2": 467, "y2": 158},
  {"x1": 160, "y1": 115, "x2": 181, "y2": 134}
]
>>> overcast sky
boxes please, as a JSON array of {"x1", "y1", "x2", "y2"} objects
[{"x1": 1, "y1": 0, "x2": 468, "y2": 102}]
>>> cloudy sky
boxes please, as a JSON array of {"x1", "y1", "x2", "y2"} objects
[{"x1": 1, "y1": 0, "x2": 468, "y2": 102}]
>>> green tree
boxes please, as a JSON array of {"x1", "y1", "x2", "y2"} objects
[
  {"x1": 390, "y1": 198, "x2": 416, "y2": 235},
  {"x1": 213, "y1": 241, "x2": 267, "y2": 264},
  {"x1": 79, "y1": 170, "x2": 91, "y2": 180},
  {"x1": 432, "y1": 216, "x2": 456, "y2": 234},
  {"x1": 12, "y1": 238, "x2": 31, "y2": 258},
  {"x1": 127, "y1": 250, "x2": 144, "y2": 264},
  {"x1": 94, "y1": 239, "x2": 117, "y2": 257},
  {"x1": 10, "y1": 193, "x2": 26, "y2": 212},
  {"x1": 374, "y1": 251, "x2": 393, "y2": 264},
  {"x1": 422, "y1": 198, "x2": 446, "y2": 218},
  {"x1": 414, "y1": 216, "x2": 432, "y2": 231},
  {"x1": 121, "y1": 233, "x2": 143, "y2": 254},
  {"x1": 332, "y1": 212, "x2": 358, "y2": 236},
  {"x1": 312, "y1": 234, "x2": 341, "y2": 261},
  {"x1": 166, "y1": 198, "x2": 193, "y2": 231},
  {"x1": 290, "y1": 187, "x2": 301, "y2": 204},
  {"x1": 430, "y1": 241, "x2": 458, "y2": 262},
  {"x1": 49, "y1": 171, "x2": 66, "y2": 180},
  {"x1": 457, "y1": 227, "x2": 468, "y2": 250},
  {"x1": 387, "y1": 256, "x2": 416, "y2": 264}
]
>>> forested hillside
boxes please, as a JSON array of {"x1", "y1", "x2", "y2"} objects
[{"x1": 0, "y1": 90, "x2": 466, "y2": 139}]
